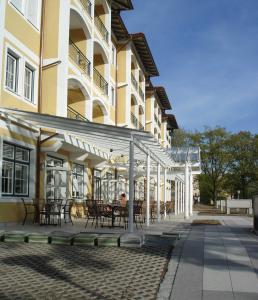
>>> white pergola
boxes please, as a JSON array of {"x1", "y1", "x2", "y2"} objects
[
  {"x1": 168, "y1": 147, "x2": 201, "y2": 219},
  {"x1": 1, "y1": 108, "x2": 177, "y2": 232}
]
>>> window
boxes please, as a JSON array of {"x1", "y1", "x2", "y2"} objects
[
  {"x1": 46, "y1": 156, "x2": 63, "y2": 167},
  {"x1": 10, "y1": 0, "x2": 39, "y2": 28},
  {"x1": 10, "y1": 0, "x2": 23, "y2": 12},
  {"x1": 1, "y1": 142, "x2": 30, "y2": 196},
  {"x1": 93, "y1": 170, "x2": 101, "y2": 200},
  {"x1": 26, "y1": 0, "x2": 38, "y2": 27},
  {"x1": 111, "y1": 86, "x2": 115, "y2": 106},
  {"x1": 5, "y1": 51, "x2": 19, "y2": 92},
  {"x1": 24, "y1": 65, "x2": 34, "y2": 102},
  {"x1": 72, "y1": 164, "x2": 84, "y2": 198}
]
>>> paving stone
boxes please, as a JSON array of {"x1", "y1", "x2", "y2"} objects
[
  {"x1": 120, "y1": 232, "x2": 144, "y2": 247},
  {"x1": 203, "y1": 290, "x2": 234, "y2": 300}
]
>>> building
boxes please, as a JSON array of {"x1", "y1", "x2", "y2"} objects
[{"x1": 0, "y1": 0, "x2": 188, "y2": 225}]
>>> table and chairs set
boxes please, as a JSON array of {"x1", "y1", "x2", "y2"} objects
[{"x1": 21, "y1": 198, "x2": 171, "y2": 228}]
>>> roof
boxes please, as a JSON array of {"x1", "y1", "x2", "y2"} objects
[
  {"x1": 163, "y1": 114, "x2": 179, "y2": 130},
  {"x1": 111, "y1": 0, "x2": 133, "y2": 11},
  {"x1": 2, "y1": 108, "x2": 175, "y2": 168},
  {"x1": 131, "y1": 33, "x2": 159, "y2": 77},
  {"x1": 112, "y1": 11, "x2": 130, "y2": 41},
  {"x1": 154, "y1": 87, "x2": 172, "y2": 110}
]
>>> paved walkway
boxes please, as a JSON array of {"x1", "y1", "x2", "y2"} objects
[{"x1": 167, "y1": 215, "x2": 258, "y2": 300}]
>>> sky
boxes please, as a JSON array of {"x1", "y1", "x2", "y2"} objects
[{"x1": 122, "y1": 0, "x2": 258, "y2": 134}]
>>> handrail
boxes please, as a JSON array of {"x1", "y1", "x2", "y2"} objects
[
  {"x1": 69, "y1": 40, "x2": 91, "y2": 76},
  {"x1": 67, "y1": 106, "x2": 89, "y2": 122},
  {"x1": 139, "y1": 85, "x2": 144, "y2": 101},
  {"x1": 131, "y1": 112, "x2": 138, "y2": 129},
  {"x1": 93, "y1": 67, "x2": 108, "y2": 95},
  {"x1": 95, "y1": 14, "x2": 108, "y2": 43},
  {"x1": 131, "y1": 73, "x2": 138, "y2": 90},
  {"x1": 80, "y1": 0, "x2": 92, "y2": 17}
]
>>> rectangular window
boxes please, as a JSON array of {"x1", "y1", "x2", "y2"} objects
[
  {"x1": 24, "y1": 65, "x2": 34, "y2": 102},
  {"x1": 46, "y1": 156, "x2": 63, "y2": 167},
  {"x1": 72, "y1": 163, "x2": 84, "y2": 198},
  {"x1": 1, "y1": 142, "x2": 30, "y2": 196},
  {"x1": 5, "y1": 52, "x2": 18, "y2": 92},
  {"x1": 10, "y1": 0, "x2": 23, "y2": 12},
  {"x1": 26, "y1": 0, "x2": 38, "y2": 27}
]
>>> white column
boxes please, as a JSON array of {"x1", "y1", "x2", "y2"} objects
[
  {"x1": 163, "y1": 168, "x2": 167, "y2": 218},
  {"x1": 157, "y1": 163, "x2": 161, "y2": 222},
  {"x1": 174, "y1": 180, "x2": 178, "y2": 215},
  {"x1": 128, "y1": 140, "x2": 134, "y2": 232},
  {"x1": 146, "y1": 152, "x2": 150, "y2": 226},
  {"x1": 184, "y1": 163, "x2": 189, "y2": 219},
  {"x1": 189, "y1": 170, "x2": 193, "y2": 216},
  {"x1": 180, "y1": 182, "x2": 183, "y2": 213}
]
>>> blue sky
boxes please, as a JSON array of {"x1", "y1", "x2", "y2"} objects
[{"x1": 122, "y1": 0, "x2": 258, "y2": 134}]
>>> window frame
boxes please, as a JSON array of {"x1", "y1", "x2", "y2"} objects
[
  {"x1": 5, "y1": 51, "x2": 19, "y2": 93},
  {"x1": 72, "y1": 163, "x2": 84, "y2": 199},
  {"x1": 24, "y1": 64, "x2": 35, "y2": 103},
  {"x1": 1, "y1": 142, "x2": 30, "y2": 197}
]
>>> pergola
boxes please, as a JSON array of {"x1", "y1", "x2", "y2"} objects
[
  {"x1": 168, "y1": 147, "x2": 201, "y2": 219},
  {"x1": 1, "y1": 108, "x2": 176, "y2": 232}
]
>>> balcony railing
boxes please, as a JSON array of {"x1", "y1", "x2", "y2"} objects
[
  {"x1": 80, "y1": 0, "x2": 92, "y2": 17},
  {"x1": 131, "y1": 112, "x2": 138, "y2": 129},
  {"x1": 93, "y1": 67, "x2": 108, "y2": 95},
  {"x1": 95, "y1": 14, "x2": 108, "y2": 43},
  {"x1": 131, "y1": 73, "x2": 138, "y2": 90},
  {"x1": 67, "y1": 106, "x2": 88, "y2": 122},
  {"x1": 139, "y1": 85, "x2": 144, "y2": 101},
  {"x1": 69, "y1": 40, "x2": 91, "y2": 76}
]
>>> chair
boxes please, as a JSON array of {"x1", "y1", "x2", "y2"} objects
[
  {"x1": 84, "y1": 200, "x2": 98, "y2": 228},
  {"x1": 40, "y1": 199, "x2": 63, "y2": 226},
  {"x1": 21, "y1": 198, "x2": 37, "y2": 225},
  {"x1": 134, "y1": 201, "x2": 143, "y2": 229},
  {"x1": 63, "y1": 199, "x2": 74, "y2": 225}
]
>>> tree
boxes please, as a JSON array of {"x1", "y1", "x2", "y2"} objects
[
  {"x1": 225, "y1": 131, "x2": 258, "y2": 198},
  {"x1": 198, "y1": 127, "x2": 233, "y2": 203}
]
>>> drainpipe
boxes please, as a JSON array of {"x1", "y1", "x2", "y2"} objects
[{"x1": 35, "y1": 0, "x2": 45, "y2": 217}]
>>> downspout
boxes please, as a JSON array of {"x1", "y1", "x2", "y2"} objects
[{"x1": 36, "y1": 0, "x2": 45, "y2": 217}]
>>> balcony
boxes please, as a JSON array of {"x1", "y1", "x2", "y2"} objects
[
  {"x1": 69, "y1": 40, "x2": 91, "y2": 76},
  {"x1": 95, "y1": 14, "x2": 108, "y2": 43},
  {"x1": 139, "y1": 85, "x2": 144, "y2": 101},
  {"x1": 131, "y1": 112, "x2": 138, "y2": 129},
  {"x1": 67, "y1": 106, "x2": 88, "y2": 122},
  {"x1": 93, "y1": 67, "x2": 108, "y2": 95},
  {"x1": 131, "y1": 73, "x2": 138, "y2": 90},
  {"x1": 80, "y1": 0, "x2": 92, "y2": 17}
]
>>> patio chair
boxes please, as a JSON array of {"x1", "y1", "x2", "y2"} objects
[
  {"x1": 63, "y1": 199, "x2": 74, "y2": 225},
  {"x1": 21, "y1": 198, "x2": 37, "y2": 225},
  {"x1": 40, "y1": 199, "x2": 63, "y2": 226},
  {"x1": 84, "y1": 200, "x2": 98, "y2": 228},
  {"x1": 134, "y1": 201, "x2": 143, "y2": 229}
]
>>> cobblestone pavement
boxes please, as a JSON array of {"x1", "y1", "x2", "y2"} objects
[{"x1": 0, "y1": 243, "x2": 171, "y2": 300}]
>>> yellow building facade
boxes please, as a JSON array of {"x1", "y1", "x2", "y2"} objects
[{"x1": 0, "y1": 0, "x2": 178, "y2": 222}]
